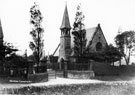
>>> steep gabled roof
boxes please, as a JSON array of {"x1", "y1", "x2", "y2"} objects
[
  {"x1": 86, "y1": 26, "x2": 97, "y2": 47},
  {"x1": 86, "y1": 24, "x2": 108, "y2": 48},
  {"x1": 71, "y1": 25, "x2": 98, "y2": 48},
  {"x1": 71, "y1": 24, "x2": 107, "y2": 48},
  {"x1": 60, "y1": 4, "x2": 71, "y2": 29}
]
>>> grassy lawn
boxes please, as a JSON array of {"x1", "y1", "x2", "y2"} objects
[{"x1": 1, "y1": 81, "x2": 135, "y2": 95}]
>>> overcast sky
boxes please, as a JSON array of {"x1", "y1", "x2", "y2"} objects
[{"x1": 0, "y1": 0, "x2": 135, "y2": 56}]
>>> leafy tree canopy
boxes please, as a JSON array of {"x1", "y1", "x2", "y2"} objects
[
  {"x1": 85, "y1": 44, "x2": 122, "y2": 64},
  {"x1": 0, "y1": 42, "x2": 18, "y2": 62},
  {"x1": 72, "y1": 3, "x2": 87, "y2": 58},
  {"x1": 7, "y1": 54, "x2": 28, "y2": 67},
  {"x1": 29, "y1": 2, "x2": 44, "y2": 65},
  {"x1": 115, "y1": 30, "x2": 135, "y2": 65}
]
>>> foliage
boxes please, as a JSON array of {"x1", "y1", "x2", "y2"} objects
[
  {"x1": 29, "y1": 3, "x2": 44, "y2": 70},
  {"x1": 7, "y1": 54, "x2": 28, "y2": 67},
  {"x1": 0, "y1": 42, "x2": 18, "y2": 63},
  {"x1": 72, "y1": 4, "x2": 87, "y2": 57},
  {"x1": 0, "y1": 44, "x2": 5, "y2": 61},
  {"x1": 104, "y1": 44, "x2": 122, "y2": 63},
  {"x1": 85, "y1": 44, "x2": 122, "y2": 64},
  {"x1": 0, "y1": 42, "x2": 27, "y2": 67},
  {"x1": 4, "y1": 42, "x2": 18, "y2": 58},
  {"x1": 27, "y1": 54, "x2": 36, "y2": 62},
  {"x1": 115, "y1": 31, "x2": 135, "y2": 65}
]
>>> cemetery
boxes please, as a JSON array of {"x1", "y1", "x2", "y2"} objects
[{"x1": 0, "y1": 1, "x2": 135, "y2": 95}]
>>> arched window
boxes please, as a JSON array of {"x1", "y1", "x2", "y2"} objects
[{"x1": 96, "y1": 42, "x2": 102, "y2": 51}]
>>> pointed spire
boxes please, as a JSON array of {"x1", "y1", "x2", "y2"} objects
[
  {"x1": 60, "y1": 3, "x2": 71, "y2": 29},
  {"x1": 0, "y1": 19, "x2": 4, "y2": 39}
]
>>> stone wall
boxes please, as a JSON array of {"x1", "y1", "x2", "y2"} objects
[
  {"x1": 93, "y1": 61, "x2": 119, "y2": 76},
  {"x1": 67, "y1": 70, "x2": 95, "y2": 79},
  {"x1": 28, "y1": 73, "x2": 48, "y2": 83}
]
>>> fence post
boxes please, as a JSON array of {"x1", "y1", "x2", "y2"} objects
[
  {"x1": 89, "y1": 60, "x2": 95, "y2": 78},
  {"x1": 64, "y1": 60, "x2": 68, "y2": 78},
  {"x1": 89, "y1": 60, "x2": 93, "y2": 71}
]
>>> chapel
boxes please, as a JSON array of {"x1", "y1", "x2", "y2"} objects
[{"x1": 58, "y1": 5, "x2": 108, "y2": 62}]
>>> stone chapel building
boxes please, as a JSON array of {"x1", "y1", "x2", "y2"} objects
[{"x1": 58, "y1": 5, "x2": 108, "y2": 62}]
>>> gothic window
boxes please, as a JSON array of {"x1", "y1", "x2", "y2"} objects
[{"x1": 96, "y1": 42, "x2": 102, "y2": 51}]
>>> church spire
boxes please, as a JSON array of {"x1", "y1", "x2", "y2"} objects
[
  {"x1": 58, "y1": 3, "x2": 71, "y2": 62},
  {"x1": 60, "y1": 3, "x2": 71, "y2": 29},
  {"x1": 0, "y1": 19, "x2": 4, "y2": 39}
]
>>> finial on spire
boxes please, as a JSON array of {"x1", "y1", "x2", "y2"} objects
[
  {"x1": 98, "y1": 23, "x2": 100, "y2": 27},
  {"x1": 65, "y1": 1, "x2": 67, "y2": 5}
]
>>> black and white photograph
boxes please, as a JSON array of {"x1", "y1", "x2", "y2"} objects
[{"x1": 0, "y1": 0, "x2": 135, "y2": 94}]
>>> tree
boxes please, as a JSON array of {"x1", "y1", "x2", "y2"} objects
[
  {"x1": 29, "y1": 2, "x2": 44, "y2": 72},
  {"x1": 7, "y1": 53, "x2": 28, "y2": 67},
  {"x1": 72, "y1": 4, "x2": 87, "y2": 58},
  {"x1": 0, "y1": 42, "x2": 18, "y2": 62},
  {"x1": 85, "y1": 44, "x2": 122, "y2": 65},
  {"x1": 0, "y1": 44, "x2": 5, "y2": 61},
  {"x1": 104, "y1": 44, "x2": 122, "y2": 65},
  {"x1": 115, "y1": 31, "x2": 135, "y2": 65}
]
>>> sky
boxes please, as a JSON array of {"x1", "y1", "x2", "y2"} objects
[{"x1": 0, "y1": 0, "x2": 135, "y2": 56}]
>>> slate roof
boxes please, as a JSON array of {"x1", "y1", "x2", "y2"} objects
[
  {"x1": 71, "y1": 25, "x2": 98, "y2": 48},
  {"x1": 85, "y1": 27, "x2": 97, "y2": 47},
  {"x1": 60, "y1": 4, "x2": 71, "y2": 29}
]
